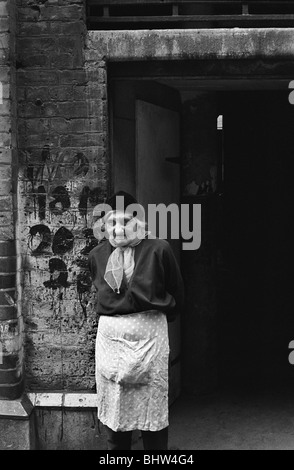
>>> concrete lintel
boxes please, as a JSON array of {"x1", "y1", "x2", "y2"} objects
[
  {"x1": 86, "y1": 28, "x2": 294, "y2": 62},
  {"x1": 28, "y1": 392, "x2": 97, "y2": 409},
  {"x1": 0, "y1": 393, "x2": 33, "y2": 419}
]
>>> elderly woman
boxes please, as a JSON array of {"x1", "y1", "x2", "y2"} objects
[{"x1": 88, "y1": 192, "x2": 184, "y2": 451}]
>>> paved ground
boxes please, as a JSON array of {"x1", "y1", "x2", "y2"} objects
[
  {"x1": 134, "y1": 385, "x2": 294, "y2": 450},
  {"x1": 168, "y1": 387, "x2": 294, "y2": 450}
]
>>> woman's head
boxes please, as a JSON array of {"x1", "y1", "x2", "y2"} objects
[
  {"x1": 104, "y1": 210, "x2": 147, "y2": 247},
  {"x1": 92, "y1": 191, "x2": 147, "y2": 244}
]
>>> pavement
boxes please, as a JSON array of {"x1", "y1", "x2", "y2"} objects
[{"x1": 134, "y1": 385, "x2": 294, "y2": 450}]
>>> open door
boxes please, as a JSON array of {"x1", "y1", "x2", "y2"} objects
[
  {"x1": 111, "y1": 79, "x2": 182, "y2": 404},
  {"x1": 136, "y1": 99, "x2": 181, "y2": 405}
]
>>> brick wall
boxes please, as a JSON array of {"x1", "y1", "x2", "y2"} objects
[
  {"x1": 0, "y1": 0, "x2": 24, "y2": 399},
  {"x1": 16, "y1": 0, "x2": 109, "y2": 391}
]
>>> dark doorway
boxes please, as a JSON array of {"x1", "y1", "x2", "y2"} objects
[
  {"x1": 217, "y1": 91, "x2": 294, "y2": 391},
  {"x1": 109, "y1": 64, "x2": 294, "y2": 396}
]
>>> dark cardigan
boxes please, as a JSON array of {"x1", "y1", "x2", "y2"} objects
[{"x1": 88, "y1": 237, "x2": 184, "y2": 321}]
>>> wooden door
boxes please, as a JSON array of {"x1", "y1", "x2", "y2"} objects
[
  {"x1": 136, "y1": 99, "x2": 181, "y2": 405},
  {"x1": 111, "y1": 79, "x2": 182, "y2": 404}
]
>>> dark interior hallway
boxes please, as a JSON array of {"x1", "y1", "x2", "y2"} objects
[
  {"x1": 166, "y1": 91, "x2": 294, "y2": 451},
  {"x1": 217, "y1": 91, "x2": 294, "y2": 390}
]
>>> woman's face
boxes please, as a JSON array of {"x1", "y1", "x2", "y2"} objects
[{"x1": 105, "y1": 211, "x2": 137, "y2": 245}]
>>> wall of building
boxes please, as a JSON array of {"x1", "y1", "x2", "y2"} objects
[
  {"x1": 16, "y1": 0, "x2": 109, "y2": 392},
  {"x1": 0, "y1": 0, "x2": 24, "y2": 400}
]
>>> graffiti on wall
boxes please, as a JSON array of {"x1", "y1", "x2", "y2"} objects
[{"x1": 24, "y1": 145, "x2": 105, "y2": 322}]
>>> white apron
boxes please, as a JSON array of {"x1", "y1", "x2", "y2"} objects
[{"x1": 95, "y1": 310, "x2": 170, "y2": 432}]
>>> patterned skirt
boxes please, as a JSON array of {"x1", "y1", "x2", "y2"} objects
[{"x1": 95, "y1": 310, "x2": 170, "y2": 432}]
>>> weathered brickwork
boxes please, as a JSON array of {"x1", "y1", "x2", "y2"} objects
[
  {"x1": 0, "y1": 0, "x2": 24, "y2": 400},
  {"x1": 16, "y1": 0, "x2": 109, "y2": 391}
]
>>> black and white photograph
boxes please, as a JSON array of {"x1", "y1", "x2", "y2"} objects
[{"x1": 1, "y1": 0, "x2": 294, "y2": 456}]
